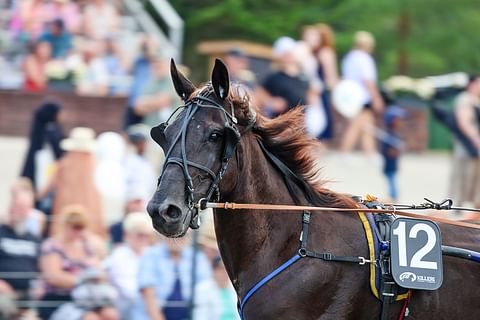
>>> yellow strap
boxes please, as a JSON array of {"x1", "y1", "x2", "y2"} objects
[
  {"x1": 358, "y1": 211, "x2": 380, "y2": 299},
  {"x1": 357, "y1": 211, "x2": 408, "y2": 301}
]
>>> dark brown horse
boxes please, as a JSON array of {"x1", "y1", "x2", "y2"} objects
[{"x1": 147, "y1": 59, "x2": 480, "y2": 319}]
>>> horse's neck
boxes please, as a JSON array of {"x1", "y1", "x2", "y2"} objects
[{"x1": 214, "y1": 136, "x2": 304, "y2": 296}]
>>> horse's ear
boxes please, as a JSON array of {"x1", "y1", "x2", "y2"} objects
[
  {"x1": 211, "y1": 58, "x2": 230, "y2": 100},
  {"x1": 170, "y1": 59, "x2": 196, "y2": 101}
]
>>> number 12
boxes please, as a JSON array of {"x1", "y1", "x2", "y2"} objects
[{"x1": 392, "y1": 221, "x2": 438, "y2": 270}]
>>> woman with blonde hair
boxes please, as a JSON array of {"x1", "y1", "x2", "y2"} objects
[{"x1": 38, "y1": 205, "x2": 107, "y2": 319}]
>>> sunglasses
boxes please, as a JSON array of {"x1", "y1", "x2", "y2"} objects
[
  {"x1": 133, "y1": 233, "x2": 151, "y2": 239},
  {"x1": 71, "y1": 224, "x2": 86, "y2": 231}
]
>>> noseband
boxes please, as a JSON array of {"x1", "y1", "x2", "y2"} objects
[{"x1": 151, "y1": 87, "x2": 254, "y2": 229}]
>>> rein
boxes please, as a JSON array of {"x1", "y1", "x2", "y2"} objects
[{"x1": 200, "y1": 201, "x2": 480, "y2": 230}]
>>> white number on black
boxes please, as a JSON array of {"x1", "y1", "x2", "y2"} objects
[{"x1": 392, "y1": 221, "x2": 438, "y2": 270}]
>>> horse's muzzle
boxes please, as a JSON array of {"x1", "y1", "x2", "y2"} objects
[{"x1": 147, "y1": 201, "x2": 188, "y2": 237}]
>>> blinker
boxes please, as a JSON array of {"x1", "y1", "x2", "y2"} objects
[
  {"x1": 151, "y1": 122, "x2": 168, "y2": 147},
  {"x1": 223, "y1": 125, "x2": 240, "y2": 161}
]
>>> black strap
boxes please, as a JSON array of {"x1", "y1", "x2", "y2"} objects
[
  {"x1": 300, "y1": 249, "x2": 363, "y2": 264},
  {"x1": 258, "y1": 140, "x2": 308, "y2": 190},
  {"x1": 298, "y1": 211, "x2": 364, "y2": 264},
  {"x1": 300, "y1": 211, "x2": 310, "y2": 249}
]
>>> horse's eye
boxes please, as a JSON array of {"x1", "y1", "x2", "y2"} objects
[{"x1": 208, "y1": 131, "x2": 222, "y2": 142}]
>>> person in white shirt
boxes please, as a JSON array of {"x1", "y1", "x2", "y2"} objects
[
  {"x1": 340, "y1": 31, "x2": 384, "y2": 155},
  {"x1": 103, "y1": 212, "x2": 154, "y2": 320}
]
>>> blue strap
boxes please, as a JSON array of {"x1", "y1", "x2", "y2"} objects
[{"x1": 238, "y1": 254, "x2": 302, "y2": 319}]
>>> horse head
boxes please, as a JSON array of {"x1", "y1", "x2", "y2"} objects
[{"x1": 146, "y1": 58, "x2": 254, "y2": 237}]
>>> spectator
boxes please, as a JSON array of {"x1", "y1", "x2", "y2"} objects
[
  {"x1": 224, "y1": 48, "x2": 255, "y2": 90},
  {"x1": 94, "y1": 132, "x2": 127, "y2": 226},
  {"x1": 300, "y1": 25, "x2": 321, "y2": 81},
  {"x1": 133, "y1": 55, "x2": 180, "y2": 171},
  {"x1": 256, "y1": 37, "x2": 310, "y2": 118},
  {"x1": 110, "y1": 125, "x2": 152, "y2": 235},
  {"x1": 6, "y1": 178, "x2": 47, "y2": 238},
  {"x1": 83, "y1": 0, "x2": 119, "y2": 40},
  {"x1": 340, "y1": 31, "x2": 384, "y2": 155},
  {"x1": 14, "y1": 0, "x2": 49, "y2": 40},
  {"x1": 314, "y1": 24, "x2": 339, "y2": 140},
  {"x1": 194, "y1": 257, "x2": 239, "y2": 320},
  {"x1": 23, "y1": 40, "x2": 51, "y2": 92},
  {"x1": 104, "y1": 212, "x2": 154, "y2": 319},
  {"x1": 38, "y1": 127, "x2": 104, "y2": 236},
  {"x1": 133, "y1": 235, "x2": 212, "y2": 320},
  {"x1": 381, "y1": 107, "x2": 406, "y2": 201},
  {"x1": 39, "y1": 18, "x2": 72, "y2": 59},
  {"x1": 43, "y1": 0, "x2": 81, "y2": 34},
  {"x1": 450, "y1": 74, "x2": 480, "y2": 210},
  {"x1": 295, "y1": 39, "x2": 326, "y2": 139},
  {"x1": 76, "y1": 41, "x2": 110, "y2": 96},
  {"x1": 103, "y1": 37, "x2": 131, "y2": 95},
  {"x1": 123, "y1": 35, "x2": 158, "y2": 128},
  {"x1": 50, "y1": 267, "x2": 119, "y2": 320},
  {"x1": 38, "y1": 205, "x2": 107, "y2": 320},
  {"x1": 0, "y1": 179, "x2": 41, "y2": 318},
  {"x1": 133, "y1": 56, "x2": 179, "y2": 127},
  {"x1": 124, "y1": 124, "x2": 156, "y2": 197},
  {"x1": 21, "y1": 101, "x2": 64, "y2": 193},
  {"x1": 109, "y1": 188, "x2": 148, "y2": 246}
]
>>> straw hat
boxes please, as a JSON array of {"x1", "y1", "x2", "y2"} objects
[{"x1": 61, "y1": 127, "x2": 96, "y2": 152}]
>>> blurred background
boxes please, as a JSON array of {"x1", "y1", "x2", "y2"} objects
[{"x1": 1, "y1": 0, "x2": 480, "y2": 319}]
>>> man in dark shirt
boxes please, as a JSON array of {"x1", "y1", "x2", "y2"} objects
[
  {"x1": 257, "y1": 37, "x2": 310, "y2": 118},
  {"x1": 0, "y1": 179, "x2": 41, "y2": 316},
  {"x1": 39, "y1": 19, "x2": 72, "y2": 59}
]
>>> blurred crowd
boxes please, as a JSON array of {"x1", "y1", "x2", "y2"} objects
[
  {"x1": 0, "y1": 0, "x2": 136, "y2": 95},
  {"x1": 1, "y1": 119, "x2": 239, "y2": 320},
  {"x1": 2, "y1": 4, "x2": 480, "y2": 318}
]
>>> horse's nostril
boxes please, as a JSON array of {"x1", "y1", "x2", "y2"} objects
[{"x1": 164, "y1": 205, "x2": 182, "y2": 220}]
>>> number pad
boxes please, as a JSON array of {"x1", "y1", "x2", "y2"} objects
[{"x1": 391, "y1": 218, "x2": 443, "y2": 290}]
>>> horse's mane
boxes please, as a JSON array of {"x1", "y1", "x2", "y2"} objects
[{"x1": 226, "y1": 85, "x2": 357, "y2": 209}]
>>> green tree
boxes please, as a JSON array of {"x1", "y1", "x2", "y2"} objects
[{"x1": 165, "y1": 0, "x2": 480, "y2": 81}]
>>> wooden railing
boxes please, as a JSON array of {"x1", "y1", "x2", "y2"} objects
[{"x1": 0, "y1": 90, "x2": 127, "y2": 137}]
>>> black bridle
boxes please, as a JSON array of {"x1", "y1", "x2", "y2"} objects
[{"x1": 151, "y1": 86, "x2": 253, "y2": 228}]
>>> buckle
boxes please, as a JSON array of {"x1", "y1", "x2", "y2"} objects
[
  {"x1": 195, "y1": 198, "x2": 207, "y2": 210},
  {"x1": 298, "y1": 248, "x2": 307, "y2": 257},
  {"x1": 359, "y1": 256, "x2": 374, "y2": 265},
  {"x1": 302, "y1": 212, "x2": 311, "y2": 223},
  {"x1": 323, "y1": 253, "x2": 333, "y2": 261}
]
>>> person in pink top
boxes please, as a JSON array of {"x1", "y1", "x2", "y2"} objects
[
  {"x1": 43, "y1": 0, "x2": 82, "y2": 34},
  {"x1": 38, "y1": 205, "x2": 107, "y2": 319},
  {"x1": 83, "y1": 0, "x2": 119, "y2": 40},
  {"x1": 15, "y1": 0, "x2": 50, "y2": 40}
]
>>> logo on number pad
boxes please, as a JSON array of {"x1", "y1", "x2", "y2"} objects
[{"x1": 399, "y1": 272, "x2": 417, "y2": 282}]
